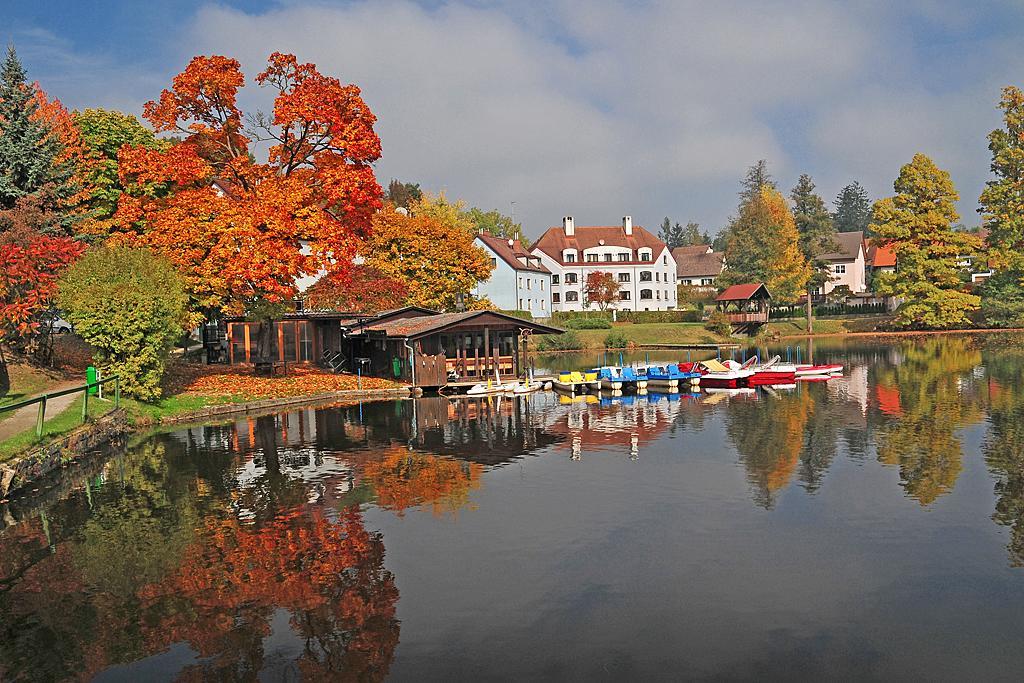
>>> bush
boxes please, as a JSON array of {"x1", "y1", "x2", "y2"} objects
[
  {"x1": 604, "y1": 331, "x2": 629, "y2": 349},
  {"x1": 704, "y1": 310, "x2": 733, "y2": 336},
  {"x1": 562, "y1": 317, "x2": 612, "y2": 329},
  {"x1": 535, "y1": 331, "x2": 584, "y2": 351},
  {"x1": 501, "y1": 309, "x2": 533, "y2": 321},
  {"x1": 58, "y1": 246, "x2": 189, "y2": 401}
]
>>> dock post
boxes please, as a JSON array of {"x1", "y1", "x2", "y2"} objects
[{"x1": 797, "y1": 346, "x2": 802, "y2": 364}]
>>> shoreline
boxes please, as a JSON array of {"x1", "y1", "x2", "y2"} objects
[
  {"x1": 0, "y1": 386, "x2": 411, "y2": 501},
  {"x1": 777, "y1": 326, "x2": 1024, "y2": 340}
]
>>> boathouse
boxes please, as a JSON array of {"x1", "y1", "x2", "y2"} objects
[
  {"x1": 715, "y1": 283, "x2": 771, "y2": 334},
  {"x1": 218, "y1": 306, "x2": 562, "y2": 388},
  {"x1": 348, "y1": 309, "x2": 563, "y2": 387}
]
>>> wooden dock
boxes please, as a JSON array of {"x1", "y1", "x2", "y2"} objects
[{"x1": 631, "y1": 343, "x2": 741, "y2": 350}]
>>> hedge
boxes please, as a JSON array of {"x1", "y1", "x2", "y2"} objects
[
  {"x1": 616, "y1": 310, "x2": 703, "y2": 323},
  {"x1": 562, "y1": 317, "x2": 612, "y2": 329},
  {"x1": 769, "y1": 302, "x2": 888, "y2": 319},
  {"x1": 501, "y1": 309, "x2": 534, "y2": 320}
]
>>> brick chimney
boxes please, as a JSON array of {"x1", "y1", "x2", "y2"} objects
[
  {"x1": 623, "y1": 215, "x2": 633, "y2": 236},
  {"x1": 563, "y1": 215, "x2": 575, "y2": 237}
]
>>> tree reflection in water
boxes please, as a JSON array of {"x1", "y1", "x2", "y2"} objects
[
  {"x1": 873, "y1": 337, "x2": 984, "y2": 505},
  {"x1": 981, "y1": 338, "x2": 1024, "y2": 566}
]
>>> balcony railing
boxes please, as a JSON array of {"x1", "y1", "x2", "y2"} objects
[{"x1": 723, "y1": 311, "x2": 769, "y2": 324}]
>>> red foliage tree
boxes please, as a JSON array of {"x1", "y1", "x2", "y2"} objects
[
  {"x1": 584, "y1": 270, "x2": 620, "y2": 311},
  {"x1": 304, "y1": 264, "x2": 409, "y2": 313},
  {"x1": 114, "y1": 53, "x2": 384, "y2": 345}
]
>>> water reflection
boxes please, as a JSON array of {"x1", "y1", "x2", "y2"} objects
[{"x1": 4, "y1": 334, "x2": 1024, "y2": 679}]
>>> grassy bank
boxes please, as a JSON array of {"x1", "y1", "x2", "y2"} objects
[
  {"x1": 765, "y1": 315, "x2": 893, "y2": 337},
  {"x1": 570, "y1": 322, "x2": 731, "y2": 349},
  {"x1": 0, "y1": 394, "x2": 111, "y2": 462}
]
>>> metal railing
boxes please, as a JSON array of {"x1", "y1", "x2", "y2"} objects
[{"x1": 0, "y1": 376, "x2": 120, "y2": 438}]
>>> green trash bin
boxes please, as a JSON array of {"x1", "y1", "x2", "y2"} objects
[
  {"x1": 86, "y1": 366, "x2": 98, "y2": 395},
  {"x1": 392, "y1": 358, "x2": 402, "y2": 379}
]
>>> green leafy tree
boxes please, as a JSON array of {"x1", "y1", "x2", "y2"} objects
[
  {"x1": 719, "y1": 186, "x2": 809, "y2": 303},
  {"x1": 979, "y1": 86, "x2": 1024, "y2": 327},
  {"x1": 0, "y1": 45, "x2": 78, "y2": 234},
  {"x1": 464, "y1": 206, "x2": 528, "y2": 246},
  {"x1": 384, "y1": 179, "x2": 421, "y2": 209},
  {"x1": 833, "y1": 181, "x2": 872, "y2": 234},
  {"x1": 870, "y1": 154, "x2": 980, "y2": 329},
  {"x1": 74, "y1": 108, "x2": 166, "y2": 228},
  {"x1": 791, "y1": 173, "x2": 837, "y2": 332},
  {"x1": 57, "y1": 245, "x2": 188, "y2": 400}
]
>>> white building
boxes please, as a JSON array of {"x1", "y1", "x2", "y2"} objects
[
  {"x1": 473, "y1": 234, "x2": 552, "y2": 316},
  {"x1": 818, "y1": 231, "x2": 868, "y2": 298},
  {"x1": 530, "y1": 216, "x2": 677, "y2": 312}
]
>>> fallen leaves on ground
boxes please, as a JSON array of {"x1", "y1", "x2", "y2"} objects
[{"x1": 165, "y1": 363, "x2": 402, "y2": 399}]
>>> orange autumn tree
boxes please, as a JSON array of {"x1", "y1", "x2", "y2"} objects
[{"x1": 114, "y1": 53, "x2": 384, "y2": 361}]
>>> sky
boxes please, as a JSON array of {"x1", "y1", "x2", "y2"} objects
[{"x1": 4, "y1": 0, "x2": 1024, "y2": 239}]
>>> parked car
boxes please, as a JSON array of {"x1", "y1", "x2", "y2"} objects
[{"x1": 43, "y1": 316, "x2": 73, "y2": 334}]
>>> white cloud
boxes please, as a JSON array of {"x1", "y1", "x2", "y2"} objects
[{"x1": 13, "y1": 0, "x2": 1024, "y2": 236}]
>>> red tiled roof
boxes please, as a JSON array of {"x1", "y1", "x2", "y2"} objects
[
  {"x1": 531, "y1": 224, "x2": 667, "y2": 265},
  {"x1": 865, "y1": 239, "x2": 896, "y2": 268},
  {"x1": 476, "y1": 234, "x2": 550, "y2": 273},
  {"x1": 716, "y1": 283, "x2": 771, "y2": 301}
]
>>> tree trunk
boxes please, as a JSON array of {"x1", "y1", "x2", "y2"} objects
[
  {"x1": 253, "y1": 318, "x2": 276, "y2": 375},
  {"x1": 0, "y1": 352, "x2": 9, "y2": 397},
  {"x1": 806, "y1": 287, "x2": 814, "y2": 335}
]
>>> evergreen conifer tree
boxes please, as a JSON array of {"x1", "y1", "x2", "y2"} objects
[
  {"x1": 833, "y1": 181, "x2": 872, "y2": 234},
  {"x1": 791, "y1": 173, "x2": 837, "y2": 331}
]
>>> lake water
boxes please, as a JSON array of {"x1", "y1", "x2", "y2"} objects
[{"x1": 3, "y1": 334, "x2": 1024, "y2": 681}]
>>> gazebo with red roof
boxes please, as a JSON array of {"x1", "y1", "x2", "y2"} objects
[{"x1": 715, "y1": 283, "x2": 772, "y2": 329}]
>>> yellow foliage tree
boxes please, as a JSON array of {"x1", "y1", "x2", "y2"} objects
[
  {"x1": 363, "y1": 204, "x2": 494, "y2": 311},
  {"x1": 720, "y1": 186, "x2": 810, "y2": 302}
]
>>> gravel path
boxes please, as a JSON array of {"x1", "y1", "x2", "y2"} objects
[{"x1": 0, "y1": 381, "x2": 82, "y2": 443}]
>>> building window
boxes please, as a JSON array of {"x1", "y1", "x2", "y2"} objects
[
  {"x1": 541, "y1": 299, "x2": 546, "y2": 310},
  {"x1": 618, "y1": 252, "x2": 630, "y2": 261},
  {"x1": 490, "y1": 258, "x2": 497, "y2": 267},
  {"x1": 640, "y1": 271, "x2": 653, "y2": 282},
  {"x1": 526, "y1": 279, "x2": 531, "y2": 290},
  {"x1": 656, "y1": 272, "x2": 660, "y2": 282},
  {"x1": 701, "y1": 278, "x2": 713, "y2": 286},
  {"x1": 566, "y1": 291, "x2": 579, "y2": 302},
  {"x1": 603, "y1": 253, "x2": 613, "y2": 262},
  {"x1": 565, "y1": 273, "x2": 578, "y2": 284},
  {"x1": 540, "y1": 280, "x2": 545, "y2": 290},
  {"x1": 834, "y1": 263, "x2": 846, "y2": 274},
  {"x1": 656, "y1": 291, "x2": 661, "y2": 300},
  {"x1": 586, "y1": 254, "x2": 599, "y2": 262},
  {"x1": 553, "y1": 293, "x2": 561, "y2": 303},
  {"x1": 620, "y1": 290, "x2": 631, "y2": 300},
  {"x1": 552, "y1": 274, "x2": 560, "y2": 284},
  {"x1": 618, "y1": 272, "x2": 630, "y2": 283},
  {"x1": 663, "y1": 255, "x2": 668, "y2": 265},
  {"x1": 519, "y1": 298, "x2": 523, "y2": 309},
  {"x1": 639, "y1": 251, "x2": 652, "y2": 262},
  {"x1": 640, "y1": 289, "x2": 653, "y2": 300},
  {"x1": 565, "y1": 252, "x2": 577, "y2": 262}
]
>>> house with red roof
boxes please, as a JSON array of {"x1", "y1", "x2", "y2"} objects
[
  {"x1": 473, "y1": 234, "x2": 552, "y2": 316},
  {"x1": 530, "y1": 216, "x2": 677, "y2": 312}
]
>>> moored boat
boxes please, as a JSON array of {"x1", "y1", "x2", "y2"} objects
[
  {"x1": 694, "y1": 359, "x2": 755, "y2": 388},
  {"x1": 747, "y1": 355, "x2": 797, "y2": 386}
]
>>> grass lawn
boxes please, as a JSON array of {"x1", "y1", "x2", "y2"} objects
[
  {"x1": 0, "y1": 394, "x2": 112, "y2": 462},
  {"x1": 573, "y1": 322, "x2": 730, "y2": 349}
]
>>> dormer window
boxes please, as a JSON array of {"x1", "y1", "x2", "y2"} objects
[
  {"x1": 586, "y1": 254, "x2": 599, "y2": 262},
  {"x1": 618, "y1": 252, "x2": 630, "y2": 261},
  {"x1": 564, "y1": 250, "x2": 577, "y2": 263},
  {"x1": 639, "y1": 249, "x2": 652, "y2": 262}
]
